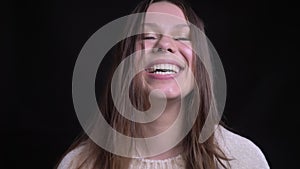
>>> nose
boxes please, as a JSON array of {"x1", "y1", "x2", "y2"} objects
[{"x1": 154, "y1": 35, "x2": 176, "y2": 53}]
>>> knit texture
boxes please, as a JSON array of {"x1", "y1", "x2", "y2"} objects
[{"x1": 57, "y1": 126, "x2": 270, "y2": 169}]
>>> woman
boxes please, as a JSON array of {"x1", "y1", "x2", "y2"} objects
[{"x1": 56, "y1": 0, "x2": 270, "y2": 168}]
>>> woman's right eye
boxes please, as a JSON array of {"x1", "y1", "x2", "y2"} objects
[
  {"x1": 142, "y1": 33, "x2": 158, "y2": 40},
  {"x1": 143, "y1": 36, "x2": 156, "y2": 40}
]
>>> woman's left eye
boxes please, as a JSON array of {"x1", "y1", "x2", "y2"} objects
[{"x1": 174, "y1": 37, "x2": 190, "y2": 41}]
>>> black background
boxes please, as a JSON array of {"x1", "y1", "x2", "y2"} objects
[{"x1": 2, "y1": 0, "x2": 298, "y2": 168}]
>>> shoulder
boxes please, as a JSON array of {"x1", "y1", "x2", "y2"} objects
[
  {"x1": 215, "y1": 125, "x2": 270, "y2": 169},
  {"x1": 56, "y1": 145, "x2": 86, "y2": 169}
]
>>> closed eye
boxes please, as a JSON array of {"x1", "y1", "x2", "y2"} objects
[
  {"x1": 142, "y1": 36, "x2": 157, "y2": 40},
  {"x1": 142, "y1": 33, "x2": 159, "y2": 40},
  {"x1": 174, "y1": 37, "x2": 190, "y2": 41}
]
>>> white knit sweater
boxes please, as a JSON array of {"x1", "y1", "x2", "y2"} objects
[{"x1": 57, "y1": 126, "x2": 270, "y2": 169}]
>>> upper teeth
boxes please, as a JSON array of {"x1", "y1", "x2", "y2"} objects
[{"x1": 146, "y1": 64, "x2": 180, "y2": 74}]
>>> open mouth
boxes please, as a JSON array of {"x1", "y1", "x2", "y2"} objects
[{"x1": 145, "y1": 63, "x2": 180, "y2": 75}]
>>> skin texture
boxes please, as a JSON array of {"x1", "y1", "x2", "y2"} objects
[
  {"x1": 136, "y1": 1, "x2": 194, "y2": 100},
  {"x1": 135, "y1": 1, "x2": 196, "y2": 160}
]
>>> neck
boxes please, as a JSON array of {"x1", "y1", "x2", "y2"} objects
[
  {"x1": 141, "y1": 98, "x2": 182, "y2": 136},
  {"x1": 140, "y1": 98, "x2": 184, "y2": 160}
]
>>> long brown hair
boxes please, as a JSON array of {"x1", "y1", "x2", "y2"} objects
[{"x1": 56, "y1": 0, "x2": 230, "y2": 168}]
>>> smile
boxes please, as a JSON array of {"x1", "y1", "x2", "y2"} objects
[{"x1": 145, "y1": 64, "x2": 180, "y2": 74}]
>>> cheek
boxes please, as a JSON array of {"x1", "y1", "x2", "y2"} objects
[
  {"x1": 143, "y1": 41, "x2": 156, "y2": 50},
  {"x1": 135, "y1": 41, "x2": 152, "y2": 69},
  {"x1": 135, "y1": 41, "x2": 148, "y2": 62},
  {"x1": 179, "y1": 44, "x2": 193, "y2": 66},
  {"x1": 135, "y1": 40, "x2": 143, "y2": 51}
]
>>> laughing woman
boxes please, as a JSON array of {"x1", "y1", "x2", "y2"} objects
[{"x1": 56, "y1": 0, "x2": 270, "y2": 168}]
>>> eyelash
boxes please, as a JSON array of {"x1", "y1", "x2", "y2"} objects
[
  {"x1": 174, "y1": 37, "x2": 190, "y2": 41},
  {"x1": 142, "y1": 36, "x2": 157, "y2": 40},
  {"x1": 142, "y1": 34, "x2": 190, "y2": 41}
]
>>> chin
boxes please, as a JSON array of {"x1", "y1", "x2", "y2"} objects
[
  {"x1": 146, "y1": 85, "x2": 190, "y2": 100},
  {"x1": 160, "y1": 90, "x2": 182, "y2": 100}
]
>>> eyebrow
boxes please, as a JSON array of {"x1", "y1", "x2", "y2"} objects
[{"x1": 143, "y1": 23, "x2": 190, "y2": 29}]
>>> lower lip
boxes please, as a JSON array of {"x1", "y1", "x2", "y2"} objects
[{"x1": 145, "y1": 71, "x2": 179, "y2": 80}]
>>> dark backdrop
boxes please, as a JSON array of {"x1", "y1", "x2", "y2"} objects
[{"x1": 2, "y1": 0, "x2": 297, "y2": 168}]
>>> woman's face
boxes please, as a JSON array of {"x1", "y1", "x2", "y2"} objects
[{"x1": 136, "y1": 1, "x2": 194, "y2": 100}]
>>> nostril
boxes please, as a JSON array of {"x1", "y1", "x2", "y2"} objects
[{"x1": 167, "y1": 48, "x2": 173, "y2": 53}]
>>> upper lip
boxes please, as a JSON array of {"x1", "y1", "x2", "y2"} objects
[{"x1": 144, "y1": 58, "x2": 185, "y2": 71}]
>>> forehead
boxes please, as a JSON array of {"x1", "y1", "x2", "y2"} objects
[{"x1": 145, "y1": 1, "x2": 188, "y2": 26}]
